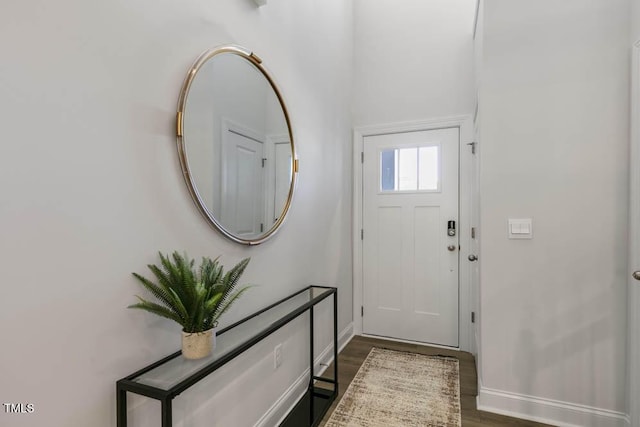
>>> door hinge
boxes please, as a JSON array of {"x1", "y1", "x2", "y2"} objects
[
  {"x1": 467, "y1": 142, "x2": 477, "y2": 154},
  {"x1": 361, "y1": 306, "x2": 364, "y2": 317},
  {"x1": 361, "y1": 152, "x2": 364, "y2": 163},
  {"x1": 262, "y1": 158, "x2": 267, "y2": 168},
  {"x1": 471, "y1": 227, "x2": 476, "y2": 239},
  {"x1": 361, "y1": 229, "x2": 364, "y2": 240},
  {"x1": 471, "y1": 312, "x2": 476, "y2": 323}
]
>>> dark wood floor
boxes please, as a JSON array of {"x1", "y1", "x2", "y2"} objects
[{"x1": 318, "y1": 335, "x2": 550, "y2": 426}]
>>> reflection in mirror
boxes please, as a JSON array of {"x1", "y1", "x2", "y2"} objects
[{"x1": 177, "y1": 46, "x2": 296, "y2": 245}]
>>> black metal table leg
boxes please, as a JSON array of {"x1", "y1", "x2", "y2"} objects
[
  {"x1": 161, "y1": 398, "x2": 172, "y2": 427},
  {"x1": 117, "y1": 383, "x2": 127, "y2": 427},
  {"x1": 333, "y1": 292, "x2": 339, "y2": 397},
  {"x1": 309, "y1": 306, "x2": 315, "y2": 426}
]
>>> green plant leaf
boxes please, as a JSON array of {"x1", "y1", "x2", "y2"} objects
[
  {"x1": 128, "y1": 296, "x2": 183, "y2": 324},
  {"x1": 131, "y1": 272, "x2": 177, "y2": 312},
  {"x1": 167, "y1": 287, "x2": 189, "y2": 326},
  {"x1": 212, "y1": 286, "x2": 253, "y2": 325},
  {"x1": 204, "y1": 293, "x2": 223, "y2": 312},
  {"x1": 218, "y1": 258, "x2": 250, "y2": 308}
]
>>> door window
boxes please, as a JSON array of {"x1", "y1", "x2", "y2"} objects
[{"x1": 380, "y1": 145, "x2": 440, "y2": 192}]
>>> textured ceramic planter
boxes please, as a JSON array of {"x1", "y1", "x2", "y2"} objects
[{"x1": 182, "y1": 328, "x2": 214, "y2": 360}]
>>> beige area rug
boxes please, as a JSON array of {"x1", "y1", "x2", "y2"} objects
[{"x1": 324, "y1": 347, "x2": 461, "y2": 427}]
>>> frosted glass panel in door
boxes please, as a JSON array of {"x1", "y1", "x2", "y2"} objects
[
  {"x1": 418, "y1": 146, "x2": 439, "y2": 190},
  {"x1": 380, "y1": 146, "x2": 440, "y2": 192}
]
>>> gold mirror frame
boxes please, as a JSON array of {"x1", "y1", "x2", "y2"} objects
[{"x1": 176, "y1": 45, "x2": 298, "y2": 245}]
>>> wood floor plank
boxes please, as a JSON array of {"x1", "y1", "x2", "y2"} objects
[{"x1": 318, "y1": 335, "x2": 550, "y2": 427}]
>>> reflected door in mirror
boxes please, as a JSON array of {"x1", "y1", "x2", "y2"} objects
[{"x1": 222, "y1": 128, "x2": 265, "y2": 237}]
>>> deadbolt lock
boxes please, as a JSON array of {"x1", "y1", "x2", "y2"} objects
[{"x1": 447, "y1": 220, "x2": 456, "y2": 237}]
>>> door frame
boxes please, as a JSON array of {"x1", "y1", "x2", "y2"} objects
[
  {"x1": 265, "y1": 133, "x2": 291, "y2": 225},
  {"x1": 353, "y1": 115, "x2": 474, "y2": 351},
  {"x1": 627, "y1": 40, "x2": 640, "y2": 427}
]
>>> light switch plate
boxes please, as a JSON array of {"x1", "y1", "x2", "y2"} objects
[{"x1": 508, "y1": 218, "x2": 533, "y2": 239}]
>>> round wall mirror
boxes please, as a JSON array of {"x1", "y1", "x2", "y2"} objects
[{"x1": 176, "y1": 46, "x2": 297, "y2": 245}]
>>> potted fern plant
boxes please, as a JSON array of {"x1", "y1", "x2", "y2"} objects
[{"x1": 129, "y1": 252, "x2": 251, "y2": 359}]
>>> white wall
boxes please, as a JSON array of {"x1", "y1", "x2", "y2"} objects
[
  {"x1": 478, "y1": 0, "x2": 630, "y2": 424},
  {"x1": 353, "y1": 0, "x2": 476, "y2": 126},
  {"x1": 633, "y1": 0, "x2": 640, "y2": 43},
  {"x1": 0, "y1": 1, "x2": 353, "y2": 426}
]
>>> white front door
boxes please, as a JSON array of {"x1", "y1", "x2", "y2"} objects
[
  {"x1": 222, "y1": 130, "x2": 265, "y2": 238},
  {"x1": 362, "y1": 127, "x2": 459, "y2": 347}
]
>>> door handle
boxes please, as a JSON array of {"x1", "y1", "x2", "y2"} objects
[
  {"x1": 633, "y1": 271, "x2": 640, "y2": 281},
  {"x1": 468, "y1": 254, "x2": 478, "y2": 262}
]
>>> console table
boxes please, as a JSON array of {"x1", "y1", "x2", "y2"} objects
[{"x1": 117, "y1": 286, "x2": 338, "y2": 427}]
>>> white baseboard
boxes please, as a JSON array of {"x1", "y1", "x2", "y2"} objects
[
  {"x1": 478, "y1": 385, "x2": 629, "y2": 427},
  {"x1": 254, "y1": 323, "x2": 354, "y2": 427}
]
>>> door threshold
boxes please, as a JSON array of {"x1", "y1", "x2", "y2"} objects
[{"x1": 360, "y1": 333, "x2": 460, "y2": 351}]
